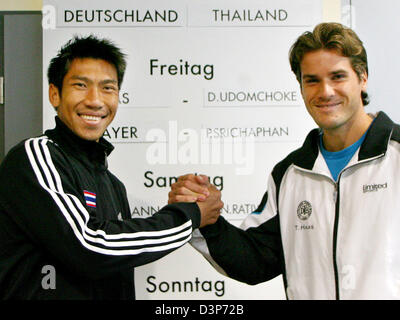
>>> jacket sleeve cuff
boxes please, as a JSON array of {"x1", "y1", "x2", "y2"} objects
[
  {"x1": 162, "y1": 202, "x2": 202, "y2": 229},
  {"x1": 199, "y1": 216, "x2": 226, "y2": 238}
]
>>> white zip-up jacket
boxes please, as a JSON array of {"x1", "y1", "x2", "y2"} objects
[{"x1": 191, "y1": 111, "x2": 400, "y2": 300}]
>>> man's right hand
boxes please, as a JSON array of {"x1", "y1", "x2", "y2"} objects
[
  {"x1": 197, "y1": 184, "x2": 223, "y2": 227},
  {"x1": 169, "y1": 174, "x2": 224, "y2": 228}
]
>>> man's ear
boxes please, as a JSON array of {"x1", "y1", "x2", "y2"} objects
[
  {"x1": 360, "y1": 71, "x2": 368, "y2": 92},
  {"x1": 49, "y1": 84, "x2": 61, "y2": 111}
]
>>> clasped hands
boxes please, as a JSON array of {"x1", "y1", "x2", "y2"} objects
[{"x1": 168, "y1": 174, "x2": 223, "y2": 228}]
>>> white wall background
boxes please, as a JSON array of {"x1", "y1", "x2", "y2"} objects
[{"x1": 342, "y1": 0, "x2": 400, "y2": 122}]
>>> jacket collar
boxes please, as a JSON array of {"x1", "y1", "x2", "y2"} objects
[
  {"x1": 45, "y1": 117, "x2": 114, "y2": 170},
  {"x1": 294, "y1": 111, "x2": 394, "y2": 170},
  {"x1": 358, "y1": 111, "x2": 394, "y2": 160}
]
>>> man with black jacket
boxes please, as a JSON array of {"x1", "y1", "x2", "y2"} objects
[{"x1": 0, "y1": 35, "x2": 222, "y2": 299}]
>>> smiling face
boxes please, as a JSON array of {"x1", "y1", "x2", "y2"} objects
[
  {"x1": 300, "y1": 49, "x2": 368, "y2": 134},
  {"x1": 49, "y1": 58, "x2": 119, "y2": 141}
]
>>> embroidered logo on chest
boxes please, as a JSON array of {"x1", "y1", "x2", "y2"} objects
[
  {"x1": 362, "y1": 182, "x2": 388, "y2": 193},
  {"x1": 297, "y1": 200, "x2": 312, "y2": 220}
]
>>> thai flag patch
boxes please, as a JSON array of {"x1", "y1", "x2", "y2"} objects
[{"x1": 83, "y1": 190, "x2": 96, "y2": 208}]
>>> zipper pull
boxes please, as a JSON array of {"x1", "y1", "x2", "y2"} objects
[
  {"x1": 333, "y1": 183, "x2": 338, "y2": 203},
  {"x1": 104, "y1": 151, "x2": 108, "y2": 169}
]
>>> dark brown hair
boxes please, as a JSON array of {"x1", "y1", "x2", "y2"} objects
[{"x1": 289, "y1": 23, "x2": 369, "y2": 105}]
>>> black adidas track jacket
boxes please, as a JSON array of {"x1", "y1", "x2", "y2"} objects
[{"x1": 0, "y1": 117, "x2": 200, "y2": 299}]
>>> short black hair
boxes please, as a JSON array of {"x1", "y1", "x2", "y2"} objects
[{"x1": 47, "y1": 35, "x2": 127, "y2": 94}]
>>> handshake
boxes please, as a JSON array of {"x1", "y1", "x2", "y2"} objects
[{"x1": 168, "y1": 174, "x2": 224, "y2": 228}]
